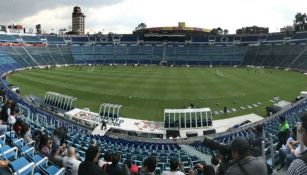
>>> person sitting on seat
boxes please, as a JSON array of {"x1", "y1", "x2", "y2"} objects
[
  {"x1": 0, "y1": 160, "x2": 10, "y2": 175},
  {"x1": 161, "y1": 159, "x2": 184, "y2": 175},
  {"x1": 78, "y1": 145, "x2": 108, "y2": 175},
  {"x1": 38, "y1": 134, "x2": 52, "y2": 157},
  {"x1": 277, "y1": 116, "x2": 289, "y2": 150},
  {"x1": 278, "y1": 127, "x2": 298, "y2": 170},
  {"x1": 0, "y1": 100, "x2": 12, "y2": 124},
  {"x1": 288, "y1": 113, "x2": 307, "y2": 175},
  {"x1": 63, "y1": 147, "x2": 81, "y2": 175}
]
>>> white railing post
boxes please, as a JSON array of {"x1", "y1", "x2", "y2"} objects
[
  {"x1": 269, "y1": 134, "x2": 274, "y2": 167},
  {"x1": 261, "y1": 140, "x2": 265, "y2": 157}
]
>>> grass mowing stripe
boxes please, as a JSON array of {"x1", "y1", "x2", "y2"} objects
[{"x1": 7, "y1": 67, "x2": 307, "y2": 121}]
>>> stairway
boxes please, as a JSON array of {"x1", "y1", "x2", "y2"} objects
[
  {"x1": 180, "y1": 144, "x2": 212, "y2": 164},
  {"x1": 289, "y1": 45, "x2": 307, "y2": 67}
]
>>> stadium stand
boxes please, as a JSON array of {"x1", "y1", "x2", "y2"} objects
[
  {"x1": 1, "y1": 32, "x2": 307, "y2": 174},
  {"x1": 71, "y1": 36, "x2": 89, "y2": 43},
  {"x1": 0, "y1": 34, "x2": 18, "y2": 42},
  {"x1": 292, "y1": 32, "x2": 307, "y2": 40},
  {"x1": 120, "y1": 34, "x2": 137, "y2": 42},
  {"x1": 266, "y1": 33, "x2": 285, "y2": 41},
  {"x1": 42, "y1": 35, "x2": 65, "y2": 45},
  {"x1": 0, "y1": 48, "x2": 21, "y2": 73},
  {"x1": 20, "y1": 36, "x2": 42, "y2": 44}
]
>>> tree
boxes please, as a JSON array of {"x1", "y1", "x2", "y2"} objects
[
  {"x1": 210, "y1": 27, "x2": 223, "y2": 35},
  {"x1": 65, "y1": 31, "x2": 78, "y2": 35},
  {"x1": 223, "y1": 29, "x2": 229, "y2": 35},
  {"x1": 135, "y1": 23, "x2": 147, "y2": 31},
  {"x1": 294, "y1": 12, "x2": 307, "y2": 31},
  {"x1": 97, "y1": 31, "x2": 103, "y2": 36},
  {"x1": 295, "y1": 12, "x2": 306, "y2": 25}
]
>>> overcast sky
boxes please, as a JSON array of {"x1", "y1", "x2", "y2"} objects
[{"x1": 0, "y1": 0, "x2": 306, "y2": 34}]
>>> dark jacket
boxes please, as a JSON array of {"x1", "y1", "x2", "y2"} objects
[
  {"x1": 106, "y1": 163, "x2": 124, "y2": 175},
  {"x1": 0, "y1": 105, "x2": 9, "y2": 122},
  {"x1": 225, "y1": 156, "x2": 267, "y2": 175},
  {"x1": 78, "y1": 161, "x2": 108, "y2": 175}
]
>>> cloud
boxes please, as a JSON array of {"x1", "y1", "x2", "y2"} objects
[
  {"x1": 19, "y1": 6, "x2": 72, "y2": 32},
  {"x1": 2, "y1": 0, "x2": 307, "y2": 34},
  {"x1": 0, "y1": 0, "x2": 124, "y2": 23},
  {"x1": 84, "y1": 0, "x2": 307, "y2": 34}
]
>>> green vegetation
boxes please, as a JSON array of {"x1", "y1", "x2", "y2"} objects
[{"x1": 7, "y1": 66, "x2": 307, "y2": 121}]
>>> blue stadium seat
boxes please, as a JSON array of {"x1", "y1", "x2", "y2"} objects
[{"x1": 9, "y1": 157, "x2": 35, "y2": 175}]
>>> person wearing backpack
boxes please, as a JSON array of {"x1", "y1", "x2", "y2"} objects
[{"x1": 225, "y1": 137, "x2": 267, "y2": 175}]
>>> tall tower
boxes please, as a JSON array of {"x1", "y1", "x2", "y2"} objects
[{"x1": 72, "y1": 6, "x2": 86, "y2": 35}]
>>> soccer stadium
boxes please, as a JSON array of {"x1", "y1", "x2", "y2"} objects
[{"x1": 0, "y1": 1, "x2": 307, "y2": 175}]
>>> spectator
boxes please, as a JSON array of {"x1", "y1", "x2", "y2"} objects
[
  {"x1": 139, "y1": 157, "x2": 149, "y2": 175},
  {"x1": 122, "y1": 159, "x2": 139, "y2": 175},
  {"x1": 146, "y1": 156, "x2": 157, "y2": 175},
  {"x1": 13, "y1": 120, "x2": 33, "y2": 144},
  {"x1": 78, "y1": 145, "x2": 108, "y2": 175},
  {"x1": 0, "y1": 100, "x2": 12, "y2": 124},
  {"x1": 58, "y1": 126, "x2": 67, "y2": 144},
  {"x1": 211, "y1": 155, "x2": 221, "y2": 174},
  {"x1": 59, "y1": 143, "x2": 67, "y2": 156},
  {"x1": 33, "y1": 127, "x2": 44, "y2": 148},
  {"x1": 203, "y1": 165, "x2": 216, "y2": 175},
  {"x1": 129, "y1": 161, "x2": 139, "y2": 175},
  {"x1": 90, "y1": 140, "x2": 97, "y2": 147},
  {"x1": 277, "y1": 116, "x2": 289, "y2": 149},
  {"x1": 10, "y1": 101, "x2": 18, "y2": 117},
  {"x1": 161, "y1": 159, "x2": 184, "y2": 175},
  {"x1": 63, "y1": 147, "x2": 81, "y2": 175},
  {"x1": 51, "y1": 128, "x2": 61, "y2": 148},
  {"x1": 0, "y1": 88, "x2": 5, "y2": 103},
  {"x1": 249, "y1": 125, "x2": 264, "y2": 148},
  {"x1": 106, "y1": 152, "x2": 124, "y2": 175},
  {"x1": 49, "y1": 143, "x2": 63, "y2": 168},
  {"x1": 287, "y1": 113, "x2": 307, "y2": 175},
  {"x1": 188, "y1": 162, "x2": 207, "y2": 175},
  {"x1": 247, "y1": 125, "x2": 265, "y2": 158},
  {"x1": 122, "y1": 159, "x2": 132, "y2": 175},
  {"x1": 0, "y1": 124, "x2": 7, "y2": 135},
  {"x1": 100, "y1": 152, "x2": 112, "y2": 168},
  {"x1": 0, "y1": 160, "x2": 10, "y2": 175},
  {"x1": 38, "y1": 134, "x2": 52, "y2": 157},
  {"x1": 225, "y1": 137, "x2": 267, "y2": 175},
  {"x1": 278, "y1": 127, "x2": 297, "y2": 170}
]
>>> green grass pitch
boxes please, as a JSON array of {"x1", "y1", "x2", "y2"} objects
[{"x1": 7, "y1": 66, "x2": 307, "y2": 121}]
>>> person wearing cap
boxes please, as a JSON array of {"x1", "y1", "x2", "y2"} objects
[
  {"x1": 122, "y1": 159, "x2": 139, "y2": 175},
  {"x1": 225, "y1": 137, "x2": 267, "y2": 175},
  {"x1": 130, "y1": 162, "x2": 139, "y2": 175},
  {"x1": 162, "y1": 159, "x2": 184, "y2": 175},
  {"x1": 287, "y1": 113, "x2": 307, "y2": 175},
  {"x1": 78, "y1": 145, "x2": 108, "y2": 175}
]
